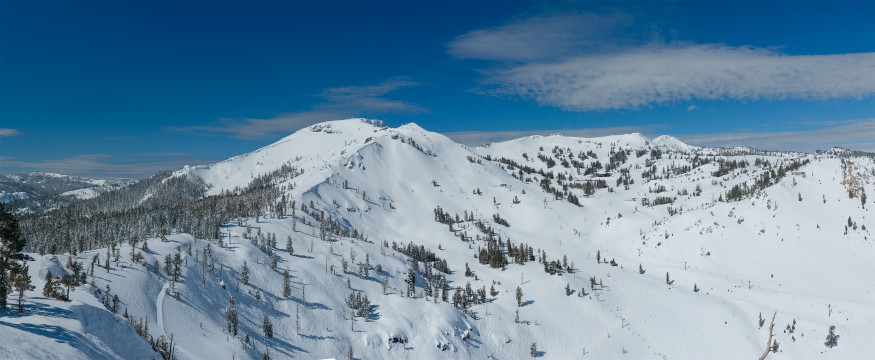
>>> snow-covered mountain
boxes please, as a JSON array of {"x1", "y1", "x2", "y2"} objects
[
  {"x1": 0, "y1": 172, "x2": 134, "y2": 214},
  {"x1": 4, "y1": 119, "x2": 874, "y2": 359}
]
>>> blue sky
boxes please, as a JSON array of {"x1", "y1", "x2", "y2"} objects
[{"x1": 1, "y1": 1, "x2": 874, "y2": 178}]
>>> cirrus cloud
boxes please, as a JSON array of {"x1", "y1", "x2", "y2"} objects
[
  {"x1": 678, "y1": 118, "x2": 875, "y2": 152},
  {"x1": 0, "y1": 128, "x2": 21, "y2": 137},
  {"x1": 448, "y1": 13, "x2": 633, "y2": 62},
  {"x1": 450, "y1": 13, "x2": 875, "y2": 111},
  {"x1": 0, "y1": 153, "x2": 218, "y2": 179},
  {"x1": 486, "y1": 45, "x2": 875, "y2": 111},
  {"x1": 173, "y1": 78, "x2": 425, "y2": 139}
]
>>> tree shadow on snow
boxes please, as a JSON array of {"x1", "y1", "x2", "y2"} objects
[
  {"x1": 367, "y1": 304, "x2": 381, "y2": 321},
  {"x1": 521, "y1": 300, "x2": 535, "y2": 307},
  {"x1": 288, "y1": 295, "x2": 332, "y2": 311},
  {"x1": 0, "y1": 320, "x2": 78, "y2": 344},
  {"x1": 0, "y1": 302, "x2": 76, "y2": 320},
  {"x1": 304, "y1": 301, "x2": 331, "y2": 311},
  {"x1": 463, "y1": 337, "x2": 482, "y2": 349},
  {"x1": 355, "y1": 274, "x2": 386, "y2": 286},
  {"x1": 300, "y1": 333, "x2": 337, "y2": 341},
  {"x1": 0, "y1": 320, "x2": 120, "y2": 358},
  {"x1": 251, "y1": 333, "x2": 308, "y2": 357}
]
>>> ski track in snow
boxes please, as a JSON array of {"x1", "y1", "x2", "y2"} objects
[{"x1": 157, "y1": 281, "x2": 169, "y2": 337}]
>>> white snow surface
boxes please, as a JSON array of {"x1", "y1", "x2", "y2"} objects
[
  {"x1": 4, "y1": 119, "x2": 874, "y2": 359},
  {"x1": 652, "y1": 135, "x2": 697, "y2": 153}
]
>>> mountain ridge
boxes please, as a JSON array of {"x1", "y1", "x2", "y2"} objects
[{"x1": 3, "y1": 118, "x2": 874, "y2": 360}]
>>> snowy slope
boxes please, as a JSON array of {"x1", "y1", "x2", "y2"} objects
[
  {"x1": 175, "y1": 119, "x2": 390, "y2": 196},
  {"x1": 652, "y1": 135, "x2": 697, "y2": 153},
  {"x1": 1, "y1": 255, "x2": 158, "y2": 360},
  {"x1": 4, "y1": 119, "x2": 874, "y2": 359}
]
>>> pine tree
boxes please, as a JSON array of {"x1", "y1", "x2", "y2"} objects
[
  {"x1": 516, "y1": 286, "x2": 523, "y2": 307},
  {"x1": 241, "y1": 261, "x2": 250, "y2": 285},
  {"x1": 262, "y1": 314, "x2": 273, "y2": 338},
  {"x1": 164, "y1": 254, "x2": 173, "y2": 277},
  {"x1": 530, "y1": 342, "x2": 538, "y2": 357},
  {"x1": 172, "y1": 252, "x2": 182, "y2": 282},
  {"x1": 358, "y1": 263, "x2": 368, "y2": 278},
  {"x1": 60, "y1": 274, "x2": 76, "y2": 300},
  {"x1": 226, "y1": 296, "x2": 239, "y2": 336},
  {"x1": 295, "y1": 304, "x2": 301, "y2": 335},
  {"x1": 111, "y1": 294, "x2": 120, "y2": 313},
  {"x1": 43, "y1": 271, "x2": 56, "y2": 299},
  {"x1": 825, "y1": 325, "x2": 837, "y2": 348},
  {"x1": 286, "y1": 236, "x2": 293, "y2": 255},
  {"x1": 102, "y1": 285, "x2": 112, "y2": 308},
  {"x1": 0, "y1": 203, "x2": 26, "y2": 309},
  {"x1": 205, "y1": 243, "x2": 215, "y2": 274},
  {"x1": 12, "y1": 264, "x2": 32, "y2": 313},
  {"x1": 282, "y1": 269, "x2": 291, "y2": 297},
  {"x1": 406, "y1": 267, "x2": 416, "y2": 297}
]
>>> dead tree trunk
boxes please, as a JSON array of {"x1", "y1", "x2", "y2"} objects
[{"x1": 758, "y1": 311, "x2": 777, "y2": 360}]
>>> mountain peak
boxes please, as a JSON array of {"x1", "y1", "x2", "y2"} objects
[{"x1": 651, "y1": 135, "x2": 695, "y2": 152}]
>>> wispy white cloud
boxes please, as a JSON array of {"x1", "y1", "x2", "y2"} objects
[
  {"x1": 485, "y1": 45, "x2": 875, "y2": 111},
  {"x1": 172, "y1": 110, "x2": 351, "y2": 140},
  {"x1": 451, "y1": 13, "x2": 875, "y2": 111},
  {"x1": 0, "y1": 128, "x2": 21, "y2": 137},
  {"x1": 448, "y1": 13, "x2": 632, "y2": 62},
  {"x1": 319, "y1": 79, "x2": 425, "y2": 113},
  {"x1": 174, "y1": 78, "x2": 424, "y2": 139},
  {"x1": 0, "y1": 153, "x2": 218, "y2": 179},
  {"x1": 444, "y1": 124, "x2": 662, "y2": 146},
  {"x1": 678, "y1": 118, "x2": 875, "y2": 152}
]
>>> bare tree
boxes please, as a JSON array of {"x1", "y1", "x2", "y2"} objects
[{"x1": 758, "y1": 311, "x2": 777, "y2": 360}]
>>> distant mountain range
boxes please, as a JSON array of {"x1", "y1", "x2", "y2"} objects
[{"x1": 0, "y1": 172, "x2": 134, "y2": 213}]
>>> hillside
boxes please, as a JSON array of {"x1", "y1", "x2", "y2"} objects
[
  {"x1": 3, "y1": 119, "x2": 874, "y2": 359},
  {"x1": 0, "y1": 172, "x2": 134, "y2": 214}
]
